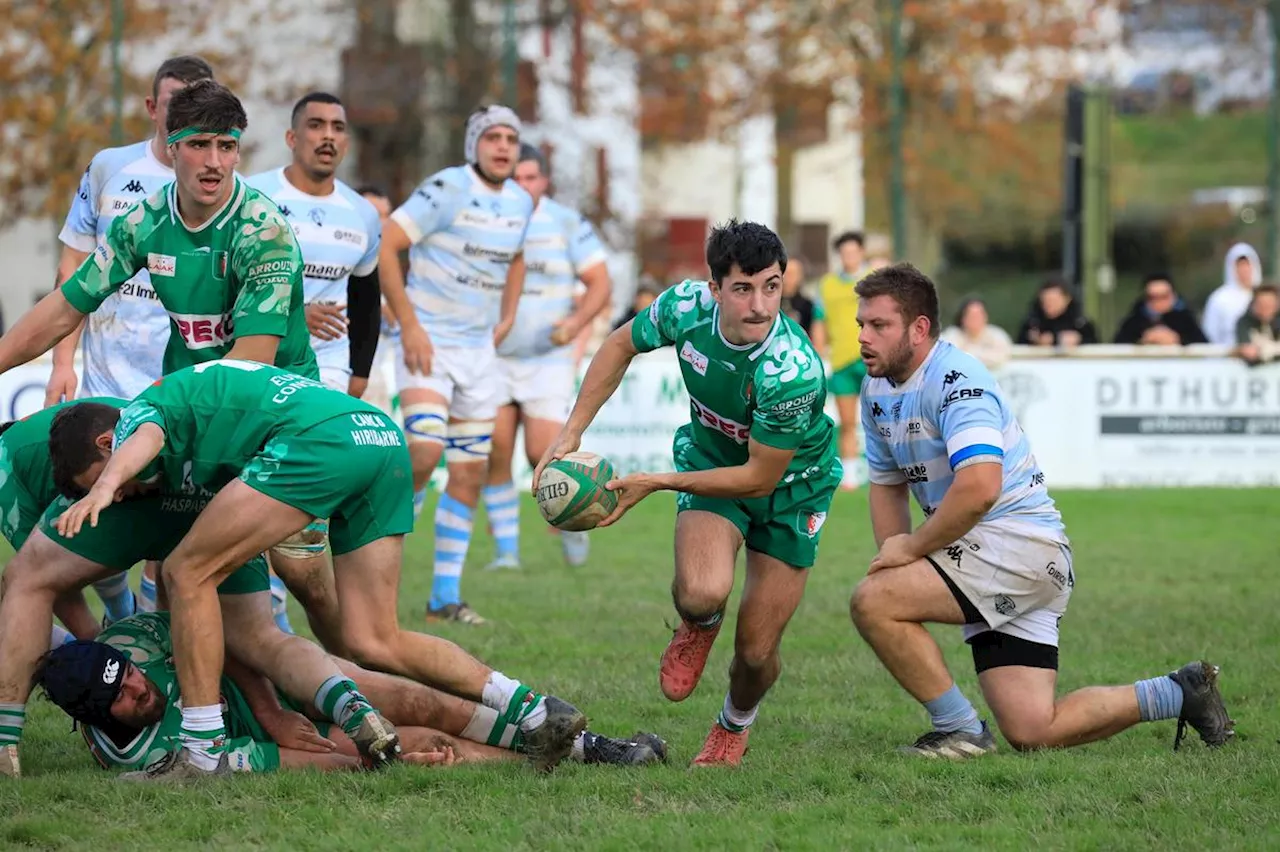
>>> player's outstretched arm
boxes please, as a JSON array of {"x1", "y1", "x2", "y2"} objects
[
  {"x1": 55, "y1": 422, "x2": 166, "y2": 538},
  {"x1": 44, "y1": 245, "x2": 93, "y2": 406},
  {"x1": 531, "y1": 322, "x2": 640, "y2": 492},
  {"x1": 0, "y1": 290, "x2": 87, "y2": 375}
]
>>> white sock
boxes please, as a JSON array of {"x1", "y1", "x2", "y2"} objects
[
  {"x1": 481, "y1": 671, "x2": 521, "y2": 714},
  {"x1": 570, "y1": 732, "x2": 586, "y2": 761},
  {"x1": 719, "y1": 692, "x2": 759, "y2": 731},
  {"x1": 461, "y1": 704, "x2": 518, "y2": 749},
  {"x1": 179, "y1": 704, "x2": 226, "y2": 771}
]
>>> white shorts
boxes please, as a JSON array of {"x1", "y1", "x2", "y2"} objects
[
  {"x1": 319, "y1": 365, "x2": 351, "y2": 393},
  {"x1": 928, "y1": 522, "x2": 1074, "y2": 648},
  {"x1": 493, "y1": 355, "x2": 575, "y2": 423},
  {"x1": 393, "y1": 341, "x2": 502, "y2": 423},
  {"x1": 314, "y1": 342, "x2": 351, "y2": 393}
]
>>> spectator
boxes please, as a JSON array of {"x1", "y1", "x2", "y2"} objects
[
  {"x1": 1202, "y1": 242, "x2": 1262, "y2": 346},
  {"x1": 613, "y1": 275, "x2": 666, "y2": 330},
  {"x1": 1017, "y1": 278, "x2": 1098, "y2": 348},
  {"x1": 780, "y1": 255, "x2": 818, "y2": 336},
  {"x1": 1113, "y1": 273, "x2": 1208, "y2": 345},
  {"x1": 1233, "y1": 284, "x2": 1280, "y2": 366},
  {"x1": 941, "y1": 297, "x2": 1013, "y2": 370}
]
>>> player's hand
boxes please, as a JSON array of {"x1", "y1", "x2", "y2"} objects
[
  {"x1": 380, "y1": 301, "x2": 399, "y2": 330},
  {"x1": 531, "y1": 430, "x2": 582, "y2": 496},
  {"x1": 869, "y1": 533, "x2": 919, "y2": 573},
  {"x1": 347, "y1": 376, "x2": 369, "y2": 399},
  {"x1": 44, "y1": 366, "x2": 79, "y2": 408},
  {"x1": 54, "y1": 486, "x2": 121, "y2": 539},
  {"x1": 598, "y1": 473, "x2": 659, "y2": 528},
  {"x1": 400, "y1": 322, "x2": 434, "y2": 376},
  {"x1": 401, "y1": 746, "x2": 461, "y2": 767},
  {"x1": 261, "y1": 709, "x2": 336, "y2": 754},
  {"x1": 305, "y1": 303, "x2": 348, "y2": 341},
  {"x1": 492, "y1": 317, "x2": 514, "y2": 348},
  {"x1": 550, "y1": 315, "x2": 582, "y2": 347}
]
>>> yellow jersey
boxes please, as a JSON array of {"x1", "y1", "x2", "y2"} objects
[{"x1": 817, "y1": 270, "x2": 866, "y2": 369}]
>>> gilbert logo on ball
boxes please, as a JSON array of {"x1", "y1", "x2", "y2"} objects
[{"x1": 535, "y1": 451, "x2": 619, "y2": 531}]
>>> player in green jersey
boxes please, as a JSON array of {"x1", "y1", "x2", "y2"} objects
[
  {"x1": 534, "y1": 221, "x2": 841, "y2": 768},
  {"x1": 35, "y1": 612, "x2": 667, "y2": 774},
  {"x1": 49, "y1": 360, "x2": 587, "y2": 781}
]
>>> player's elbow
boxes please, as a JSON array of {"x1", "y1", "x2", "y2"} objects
[
  {"x1": 961, "y1": 467, "x2": 1002, "y2": 513},
  {"x1": 742, "y1": 469, "x2": 781, "y2": 499}
]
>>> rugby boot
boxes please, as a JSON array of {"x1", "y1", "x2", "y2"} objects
[
  {"x1": 897, "y1": 722, "x2": 998, "y2": 760},
  {"x1": 659, "y1": 618, "x2": 721, "y2": 701},
  {"x1": 426, "y1": 601, "x2": 487, "y2": 625},
  {"x1": 581, "y1": 730, "x2": 669, "y2": 766},
  {"x1": 515, "y1": 694, "x2": 586, "y2": 773},
  {"x1": 691, "y1": 722, "x2": 749, "y2": 767},
  {"x1": 351, "y1": 712, "x2": 402, "y2": 769},
  {"x1": 1169, "y1": 660, "x2": 1235, "y2": 750},
  {"x1": 118, "y1": 748, "x2": 232, "y2": 782}
]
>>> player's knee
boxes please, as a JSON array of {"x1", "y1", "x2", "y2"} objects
[
  {"x1": 672, "y1": 573, "x2": 733, "y2": 618},
  {"x1": 996, "y1": 718, "x2": 1054, "y2": 752},
  {"x1": 403, "y1": 403, "x2": 448, "y2": 451},
  {"x1": 341, "y1": 627, "x2": 399, "y2": 672},
  {"x1": 445, "y1": 421, "x2": 494, "y2": 466},
  {"x1": 848, "y1": 577, "x2": 881, "y2": 627},
  {"x1": 1, "y1": 549, "x2": 55, "y2": 598},
  {"x1": 734, "y1": 636, "x2": 780, "y2": 672}
]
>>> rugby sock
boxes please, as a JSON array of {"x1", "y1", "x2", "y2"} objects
[
  {"x1": 460, "y1": 703, "x2": 520, "y2": 749},
  {"x1": 49, "y1": 625, "x2": 74, "y2": 648},
  {"x1": 482, "y1": 483, "x2": 520, "y2": 560},
  {"x1": 692, "y1": 611, "x2": 723, "y2": 630},
  {"x1": 717, "y1": 693, "x2": 759, "y2": 733},
  {"x1": 179, "y1": 704, "x2": 226, "y2": 770},
  {"x1": 137, "y1": 573, "x2": 157, "y2": 613},
  {"x1": 0, "y1": 703, "x2": 25, "y2": 747},
  {"x1": 924, "y1": 684, "x2": 984, "y2": 735},
  {"x1": 431, "y1": 494, "x2": 472, "y2": 610},
  {"x1": 314, "y1": 675, "x2": 375, "y2": 736},
  {"x1": 841, "y1": 456, "x2": 861, "y2": 486},
  {"x1": 570, "y1": 732, "x2": 587, "y2": 761},
  {"x1": 482, "y1": 672, "x2": 547, "y2": 732},
  {"x1": 269, "y1": 574, "x2": 294, "y2": 634},
  {"x1": 92, "y1": 574, "x2": 135, "y2": 624},
  {"x1": 1135, "y1": 675, "x2": 1184, "y2": 722},
  {"x1": 412, "y1": 487, "x2": 429, "y2": 523}
]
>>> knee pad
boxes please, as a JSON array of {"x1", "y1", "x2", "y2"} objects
[
  {"x1": 403, "y1": 403, "x2": 448, "y2": 446},
  {"x1": 272, "y1": 519, "x2": 330, "y2": 560},
  {"x1": 445, "y1": 420, "x2": 494, "y2": 463}
]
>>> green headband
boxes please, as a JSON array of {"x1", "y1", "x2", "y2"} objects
[{"x1": 166, "y1": 126, "x2": 243, "y2": 146}]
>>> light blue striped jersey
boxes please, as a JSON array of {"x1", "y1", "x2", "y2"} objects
[
  {"x1": 861, "y1": 340, "x2": 1065, "y2": 538},
  {"x1": 244, "y1": 168, "x2": 381, "y2": 371},
  {"x1": 498, "y1": 197, "x2": 607, "y2": 361},
  {"x1": 390, "y1": 164, "x2": 534, "y2": 348},
  {"x1": 58, "y1": 139, "x2": 172, "y2": 398}
]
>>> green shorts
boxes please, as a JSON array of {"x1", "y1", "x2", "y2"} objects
[
  {"x1": 829, "y1": 359, "x2": 868, "y2": 397},
  {"x1": 672, "y1": 425, "x2": 838, "y2": 569},
  {"x1": 238, "y1": 413, "x2": 414, "y2": 555},
  {"x1": 38, "y1": 494, "x2": 269, "y2": 595},
  {"x1": 0, "y1": 478, "x2": 46, "y2": 552}
]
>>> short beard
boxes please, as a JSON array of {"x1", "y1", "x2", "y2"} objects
[{"x1": 882, "y1": 335, "x2": 915, "y2": 383}]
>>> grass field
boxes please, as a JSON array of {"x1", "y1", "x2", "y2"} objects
[{"x1": 1, "y1": 488, "x2": 1277, "y2": 851}]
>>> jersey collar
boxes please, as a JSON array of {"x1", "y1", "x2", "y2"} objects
[{"x1": 167, "y1": 175, "x2": 245, "y2": 233}]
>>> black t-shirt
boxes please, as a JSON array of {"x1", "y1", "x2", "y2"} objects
[{"x1": 781, "y1": 294, "x2": 816, "y2": 335}]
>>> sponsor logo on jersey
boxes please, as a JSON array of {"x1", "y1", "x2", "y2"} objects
[
  {"x1": 804, "y1": 511, "x2": 827, "y2": 538},
  {"x1": 679, "y1": 341, "x2": 708, "y2": 376},
  {"x1": 123, "y1": 180, "x2": 145, "y2": 193},
  {"x1": 943, "y1": 369, "x2": 967, "y2": 386},
  {"x1": 1046, "y1": 560, "x2": 1072, "y2": 590},
  {"x1": 907, "y1": 419, "x2": 923, "y2": 435},
  {"x1": 170, "y1": 311, "x2": 234, "y2": 349},
  {"x1": 462, "y1": 243, "x2": 516, "y2": 261},
  {"x1": 903, "y1": 463, "x2": 929, "y2": 483},
  {"x1": 304, "y1": 262, "x2": 351, "y2": 281},
  {"x1": 993, "y1": 594, "x2": 1017, "y2": 616},
  {"x1": 147, "y1": 253, "x2": 176, "y2": 277},
  {"x1": 333, "y1": 228, "x2": 364, "y2": 246},
  {"x1": 689, "y1": 396, "x2": 750, "y2": 444},
  {"x1": 247, "y1": 259, "x2": 294, "y2": 277},
  {"x1": 940, "y1": 387, "x2": 985, "y2": 411},
  {"x1": 768, "y1": 389, "x2": 819, "y2": 416}
]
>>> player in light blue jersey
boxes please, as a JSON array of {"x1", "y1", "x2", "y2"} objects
[
  {"x1": 43, "y1": 56, "x2": 216, "y2": 626},
  {"x1": 483, "y1": 144, "x2": 612, "y2": 571},
  {"x1": 379, "y1": 105, "x2": 534, "y2": 625},
  {"x1": 849, "y1": 264, "x2": 1233, "y2": 759},
  {"x1": 246, "y1": 91, "x2": 385, "y2": 639}
]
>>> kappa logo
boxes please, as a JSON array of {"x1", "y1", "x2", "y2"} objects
[
  {"x1": 679, "y1": 340, "x2": 709, "y2": 376},
  {"x1": 871, "y1": 402, "x2": 886, "y2": 417},
  {"x1": 945, "y1": 544, "x2": 964, "y2": 564},
  {"x1": 122, "y1": 180, "x2": 144, "y2": 193},
  {"x1": 943, "y1": 369, "x2": 967, "y2": 386},
  {"x1": 102, "y1": 659, "x2": 120, "y2": 685},
  {"x1": 279, "y1": 204, "x2": 293, "y2": 218},
  {"x1": 147, "y1": 253, "x2": 176, "y2": 277}
]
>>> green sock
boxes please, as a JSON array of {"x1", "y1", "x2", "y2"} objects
[
  {"x1": 0, "y1": 703, "x2": 25, "y2": 747},
  {"x1": 315, "y1": 675, "x2": 374, "y2": 737}
]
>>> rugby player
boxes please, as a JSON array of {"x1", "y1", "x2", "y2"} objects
[
  {"x1": 51, "y1": 360, "x2": 587, "y2": 781},
  {"x1": 483, "y1": 144, "x2": 611, "y2": 570},
  {"x1": 43, "y1": 55, "x2": 217, "y2": 623},
  {"x1": 534, "y1": 221, "x2": 841, "y2": 767},
  {"x1": 377, "y1": 105, "x2": 533, "y2": 624},
  {"x1": 34, "y1": 612, "x2": 667, "y2": 774},
  {"x1": 849, "y1": 263, "x2": 1234, "y2": 758}
]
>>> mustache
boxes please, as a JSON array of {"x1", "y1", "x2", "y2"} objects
[{"x1": 316, "y1": 145, "x2": 337, "y2": 155}]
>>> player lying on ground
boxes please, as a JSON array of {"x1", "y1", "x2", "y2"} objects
[
  {"x1": 50, "y1": 361, "x2": 587, "y2": 781},
  {"x1": 848, "y1": 263, "x2": 1234, "y2": 758},
  {"x1": 33, "y1": 612, "x2": 667, "y2": 774},
  {"x1": 534, "y1": 220, "x2": 842, "y2": 768}
]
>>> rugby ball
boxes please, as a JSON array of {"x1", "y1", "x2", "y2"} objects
[{"x1": 535, "y1": 452, "x2": 619, "y2": 531}]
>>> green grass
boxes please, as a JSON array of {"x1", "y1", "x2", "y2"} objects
[{"x1": 2, "y1": 488, "x2": 1277, "y2": 850}]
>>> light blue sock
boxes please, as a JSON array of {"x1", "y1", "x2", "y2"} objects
[
  {"x1": 923, "y1": 684, "x2": 983, "y2": 735},
  {"x1": 92, "y1": 573, "x2": 135, "y2": 624},
  {"x1": 270, "y1": 575, "x2": 294, "y2": 634},
  {"x1": 138, "y1": 573, "x2": 157, "y2": 613},
  {"x1": 431, "y1": 493, "x2": 473, "y2": 610},
  {"x1": 483, "y1": 483, "x2": 520, "y2": 560},
  {"x1": 1135, "y1": 675, "x2": 1184, "y2": 722}
]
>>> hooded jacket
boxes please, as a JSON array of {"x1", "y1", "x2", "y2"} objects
[{"x1": 1202, "y1": 242, "x2": 1262, "y2": 345}]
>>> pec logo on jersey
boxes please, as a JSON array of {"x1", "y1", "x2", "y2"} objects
[
  {"x1": 679, "y1": 341, "x2": 709, "y2": 376},
  {"x1": 147, "y1": 253, "x2": 176, "y2": 277},
  {"x1": 943, "y1": 369, "x2": 967, "y2": 386},
  {"x1": 903, "y1": 463, "x2": 928, "y2": 483},
  {"x1": 171, "y1": 311, "x2": 234, "y2": 349},
  {"x1": 690, "y1": 397, "x2": 750, "y2": 444}
]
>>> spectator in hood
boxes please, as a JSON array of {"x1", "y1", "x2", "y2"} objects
[
  {"x1": 1113, "y1": 273, "x2": 1208, "y2": 345},
  {"x1": 941, "y1": 297, "x2": 1013, "y2": 370},
  {"x1": 1234, "y1": 284, "x2": 1280, "y2": 366},
  {"x1": 1017, "y1": 278, "x2": 1099, "y2": 348},
  {"x1": 1202, "y1": 242, "x2": 1261, "y2": 345}
]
